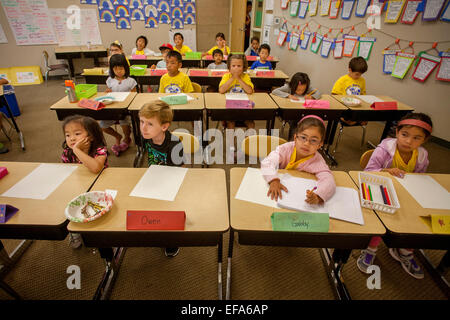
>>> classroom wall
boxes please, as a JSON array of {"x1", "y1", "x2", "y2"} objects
[
  {"x1": 267, "y1": 5, "x2": 450, "y2": 141},
  {"x1": 0, "y1": 0, "x2": 230, "y2": 73}
]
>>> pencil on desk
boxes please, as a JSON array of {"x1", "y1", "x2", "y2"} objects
[
  {"x1": 380, "y1": 185, "x2": 387, "y2": 204},
  {"x1": 368, "y1": 185, "x2": 373, "y2": 201},
  {"x1": 306, "y1": 89, "x2": 317, "y2": 97},
  {"x1": 361, "y1": 183, "x2": 366, "y2": 200},
  {"x1": 384, "y1": 187, "x2": 392, "y2": 205}
]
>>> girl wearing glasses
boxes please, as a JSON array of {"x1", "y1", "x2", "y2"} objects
[{"x1": 261, "y1": 115, "x2": 336, "y2": 205}]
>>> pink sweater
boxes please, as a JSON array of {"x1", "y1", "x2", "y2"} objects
[{"x1": 261, "y1": 141, "x2": 336, "y2": 201}]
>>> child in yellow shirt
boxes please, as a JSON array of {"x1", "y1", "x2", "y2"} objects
[
  {"x1": 173, "y1": 32, "x2": 192, "y2": 56},
  {"x1": 159, "y1": 51, "x2": 194, "y2": 93},
  {"x1": 203, "y1": 32, "x2": 230, "y2": 57}
]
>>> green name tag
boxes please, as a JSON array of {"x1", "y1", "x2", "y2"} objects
[
  {"x1": 185, "y1": 52, "x2": 202, "y2": 59},
  {"x1": 160, "y1": 95, "x2": 188, "y2": 105},
  {"x1": 271, "y1": 212, "x2": 330, "y2": 232}
]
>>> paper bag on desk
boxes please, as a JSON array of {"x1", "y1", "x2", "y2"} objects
[
  {"x1": 421, "y1": 215, "x2": 450, "y2": 234},
  {"x1": 0, "y1": 204, "x2": 19, "y2": 223}
]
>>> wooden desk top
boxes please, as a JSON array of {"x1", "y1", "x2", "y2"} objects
[
  {"x1": 68, "y1": 167, "x2": 229, "y2": 233},
  {"x1": 0, "y1": 162, "x2": 98, "y2": 226},
  {"x1": 55, "y1": 45, "x2": 106, "y2": 53},
  {"x1": 204, "y1": 92, "x2": 279, "y2": 110},
  {"x1": 128, "y1": 93, "x2": 205, "y2": 111},
  {"x1": 270, "y1": 94, "x2": 348, "y2": 111},
  {"x1": 230, "y1": 168, "x2": 385, "y2": 235},
  {"x1": 50, "y1": 92, "x2": 137, "y2": 110},
  {"x1": 349, "y1": 171, "x2": 450, "y2": 235},
  {"x1": 332, "y1": 95, "x2": 415, "y2": 111}
]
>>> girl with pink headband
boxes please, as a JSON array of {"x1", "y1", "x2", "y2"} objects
[
  {"x1": 358, "y1": 112, "x2": 433, "y2": 280},
  {"x1": 261, "y1": 114, "x2": 336, "y2": 205}
]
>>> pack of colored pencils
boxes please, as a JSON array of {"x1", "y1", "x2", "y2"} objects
[{"x1": 360, "y1": 182, "x2": 391, "y2": 205}]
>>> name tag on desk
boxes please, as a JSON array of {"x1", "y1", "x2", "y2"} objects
[
  {"x1": 370, "y1": 101, "x2": 398, "y2": 110},
  {"x1": 126, "y1": 210, "x2": 186, "y2": 230}
]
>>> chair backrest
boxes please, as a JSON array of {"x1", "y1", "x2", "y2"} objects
[
  {"x1": 360, "y1": 149, "x2": 374, "y2": 169},
  {"x1": 191, "y1": 82, "x2": 202, "y2": 93},
  {"x1": 241, "y1": 135, "x2": 288, "y2": 159},
  {"x1": 43, "y1": 50, "x2": 49, "y2": 68},
  {"x1": 172, "y1": 131, "x2": 200, "y2": 154}
]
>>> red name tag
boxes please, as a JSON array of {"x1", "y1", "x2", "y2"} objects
[
  {"x1": 189, "y1": 70, "x2": 209, "y2": 76},
  {"x1": 370, "y1": 101, "x2": 398, "y2": 110},
  {"x1": 126, "y1": 210, "x2": 186, "y2": 230},
  {"x1": 150, "y1": 69, "x2": 168, "y2": 76},
  {"x1": 256, "y1": 70, "x2": 275, "y2": 77},
  {"x1": 246, "y1": 55, "x2": 258, "y2": 61},
  {"x1": 211, "y1": 71, "x2": 227, "y2": 77}
]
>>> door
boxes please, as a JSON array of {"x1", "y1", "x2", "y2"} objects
[{"x1": 230, "y1": 0, "x2": 246, "y2": 52}]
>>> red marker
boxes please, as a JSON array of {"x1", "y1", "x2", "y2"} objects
[{"x1": 384, "y1": 187, "x2": 391, "y2": 205}]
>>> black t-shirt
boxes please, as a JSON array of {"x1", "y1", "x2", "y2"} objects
[{"x1": 143, "y1": 131, "x2": 184, "y2": 166}]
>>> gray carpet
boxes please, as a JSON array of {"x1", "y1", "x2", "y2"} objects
[{"x1": 0, "y1": 78, "x2": 449, "y2": 300}]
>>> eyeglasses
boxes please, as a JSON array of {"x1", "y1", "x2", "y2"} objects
[{"x1": 296, "y1": 134, "x2": 321, "y2": 146}]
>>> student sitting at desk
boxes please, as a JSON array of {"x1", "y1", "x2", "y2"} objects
[
  {"x1": 131, "y1": 35, "x2": 155, "y2": 56},
  {"x1": 219, "y1": 54, "x2": 254, "y2": 130},
  {"x1": 203, "y1": 32, "x2": 230, "y2": 57},
  {"x1": 357, "y1": 112, "x2": 433, "y2": 280},
  {"x1": 102, "y1": 54, "x2": 136, "y2": 156},
  {"x1": 207, "y1": 49, "x2": 227, "y2": 70},
  {"x1": 108, "y1": 40, "x2": 129, "y2": 65},
  {"x1": 151, "y1": 43, "x2": 173, "y2": 69},
  {"x1": 244, "y1": 36, "x2": 260, "y2": 57},
  {"x1": 249, "y1": 44, "x2": 272, "y2": 70},
  {"x1": 173, "y1": 32, "x2": 192, "y2": 56},
  {"x1": 261, "y1": 115, "x2": 336, "y2": 204},
  {"x1": 139, "y1": 100, "x2": 184, "y2": 257},
  {"x1": 159, "y1": 50, "x2": 194, "y2": 93},
  {"x1": 61, "y1": 115, "x2": 108, "y2": 249}
]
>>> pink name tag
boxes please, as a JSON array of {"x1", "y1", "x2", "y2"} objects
[
  {"x1": 211, "y1": 70, "x2": 227, "y2": 77},
  {"x1": 150, "y1": 69, "x2": 168, "y2": 76},
  {"x1": 204, "y1": 55, "x2": 213, "y2": 60},
  {"x1": 226, "y1": 99, "x2": 255, "y2": 109},
  {"x1": 0, "y1": 167, "x2": 8, "y2": 180},
  {"x1": 303, "y1": 100, "x2": 330, "y2": 109},
  {"x1": 131, "y1": 55, "x2": 146, "y2": 59},
  {"x1": 256, "y1": 70, "x2": 275, "y2": 77},
  {"x1": 189, "y1": 70, "x2": 209, "y2": 76}
]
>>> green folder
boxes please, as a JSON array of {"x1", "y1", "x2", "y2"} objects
[
  {"x1": 271, "y1": 212, "x2": 330, "y2": 232},
  {"x1": 160, "y1": 95, "x2": 188, "y2": 105},
  {"x1": 185, "y1": 52, "x2": 202, "y2": 59}
]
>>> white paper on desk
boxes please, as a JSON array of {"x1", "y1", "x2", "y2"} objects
[
  {"x1": 1, "y1": 164, "x2": 78, "y2": 200},
  {"x1": 395, "y1": 175, "x2": 450, "y2": 210},
  {"x1": 158, "y1": 93, "x2": 194, "y2": 101},
  {"x1": 129, "y1": 165, "x2": 188, "y2": 201},
  {"x1": 105, "y1": 92, "x2": 130, "y2": 102},
  {"x1": 277, "y1": 174, "x2": 364, "y2": 225},
  {"x1": 225, "y1": 93, "x2": 249, "y2": 100},
  {"x1": 290, "y1": 98, "x2": 305, "y2": 103},
  {"x1": 235, "y1": 167, "x2": 280, "y2": 208},
  {"x1": 358, "y1": 95, "x2": 384, "y2": 104}
]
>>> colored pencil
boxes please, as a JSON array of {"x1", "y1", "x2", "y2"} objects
[
  {"x1": 361, "y1": 183, "x2": 366, "y2": 200},
  {"x1": 368, "y1": 185, "x2": 373, "y2": 201},
  {"x1": 380, "y1": 185, "x2": 387, "y2": 204},
  {"x1": 364, "y1": 183, "x2": 369, "y2": 200},
  {"x1": 384, "y1": 187, "x2": 392, "y2": 205}
]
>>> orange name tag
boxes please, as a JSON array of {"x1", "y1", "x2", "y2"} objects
[{"x1": 126, "y1": 210, "x2": 186, "y2": 230}]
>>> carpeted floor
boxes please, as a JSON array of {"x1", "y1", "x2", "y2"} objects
[{"x1": 0, "y1": 78, "x2": 449, "y2": 300}]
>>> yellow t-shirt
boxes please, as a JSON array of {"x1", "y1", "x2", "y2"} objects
[
  {"x1": 391, "y1": 149, "x2": 418, "y2": 173},
  {"x1": 135, "y1": 50, "x2": 145, "y2": 55},
  {"x1": 159, "y1": 71, "x2": 194, "y2": 93},
  {"x1": 219, "y1": 72, "x2": 254, "y2": 93},
  {"x1": 331, "y1": 74, "x2": 366, "y2": 96},
  {"x1": 174, "y1": 45, "x2": 192, "y2": 55},
  {"x1": 207, "y1": 45, "x2": 230, "y2": 56},
  {"x1": 285, "y1": 148, "x2": 314, "y2": 170}
]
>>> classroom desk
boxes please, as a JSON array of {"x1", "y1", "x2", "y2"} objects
[
  {"x1": 55, "y1": 45, "x2": 108, "y2": 78},
  {"x1": 82, "y1": 68, "x2": 188, "y2": 92},
  {"x1": 348, "y1": 171, "x2": 450, "y2": 297},
  {"x1": 227, "y1": 168, "x2": 385, "y2": 300},
  {"x1": 68, "y1": 167, "x2": 229, "y2": 300},
  {"x1": 128, "y1": 55, "x2": 202, "y2": 68},
  {"x1": 187, "y1": 69, "x2": 289, "y2": 91},
  {"x1": 331, "y1": 95, "x2": 414, "y2": 143},
  {"x1": 50, "y1": 91, "x2": 137, "y2": 122},
  {"x1": 204, "y1": 93, "x2": 279, "y2": 133},
  {"x1": 271, "y1": 94, "x2": 348, "y2": 165},
  {"x1": 127, "y1": 93, "x2": 205, "y2": 167},
  {"x1": 202, "y1": 56, "x2": 279, "y2": 69}
]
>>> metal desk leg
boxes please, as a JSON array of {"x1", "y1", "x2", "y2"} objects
[
  {"x1": 0, "y1": 240, "x2": 33, "y2": 269},
  {"x1": 93, "y1": 247, "x2": 126, "y2": 300},
  {"x1": 218, "y1": 233, "x2": 223, "y2": 300},
  {"x1": 0, "y1": 95, "x2": 25, "y2": 150},
  {"x1": 0, "y1": 274, "x2": 22, "y2": 300},
  {"x1": 416, "y1": 249, "x2": 450, "y2": 299},
  {"x1": 225, "y1": 229, "x2": 234, "y2": 300},
  {"x1": 319, "y1": 248, "x2": 352, "y2": 300}
]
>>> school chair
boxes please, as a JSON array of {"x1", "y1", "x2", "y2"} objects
[
  {"x1": 172, "y1": 131, "x2": 201, "y2": 167},
  {"x1": 42, "y1": 50, "x2": 70, "y2": 84},
  {"x1": 0, "y1": 112, "x2": 11, "y2": 142},
  {"x1": 241, "y1": 135, "x2": 287, "y2": 166},
  {"x1": 359, "y1": 149, "x2": 374, "y2": 170},
  {"x1": 332, "y1": 120, "x2": 367, "y2": 154},
  {"x1": 191, "y1": 82, "x2": 202, "y2": 93}
]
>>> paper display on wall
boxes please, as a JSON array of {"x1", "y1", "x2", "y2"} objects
[
  {"x1": 341, "y1": 0, "x2": 355, "y2": 19},
  {"x1": 310, "y1": 34, "x2": 323, "y2": 53},
  {"x1": 357, "y1": 37, "x2": 376, "y2": 60},
  {"x1": 320, "y1": 0, "x2": 332, "y2": 15},
  {"x1": 412, "y1": 53, "x2": 441, "y2": 82},
  {"x1": 343, "y1": 35, "x2": 358, "y2": 57},
  {"x1": 355, "y1": 0, "x2": 371, "y2": 16},
  {"x1": 300, "y1": 31, "x2": 311, "y2": 49},
  {"x1": 0, "y1": 23, "x2": 6, "y2": 43},
  {"x1": 382, "y1": 50, "x2": 400, "y2": 74},
  {"x1": 391, "y1": 53, "x2": 415, "y2": 79},
  {"x1": 49, "y1": 9, "x2": 102, "y2": 46},
  {"x1": 1, "y1": 0, "x2": 57, "y2": 45},
  {"x1": 401, "y1": 0, "x2": 421, "y2": 24},
  {"x1": 436, "y1": 52, "x2": 450, "y2": 81},
  {"x1": 333, "y1": 38, "x2": 344, "y2": 58},
  {"x1": 385, "y1": 0, "x2": 406, "y2": 23},
  {"x1": 309, "y1": 0, "x2": 319, "y2": 15},
  {"x1": 298, "y1": 0, "x2": 309, "y2": 18},
  {"x1": 320, "y1": 37, "x2": 333, "y2": 57},
  {"x1": 423, "y1": 0, "x2": 446, "y2": 20}
]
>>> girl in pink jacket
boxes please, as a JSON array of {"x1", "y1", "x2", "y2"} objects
[
  {"x1": 358, "y1": 112, "x2": 433, "y2": 280},
  {"x1": 261, "y1": 115, "x2": 336, "y2": 204}
]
